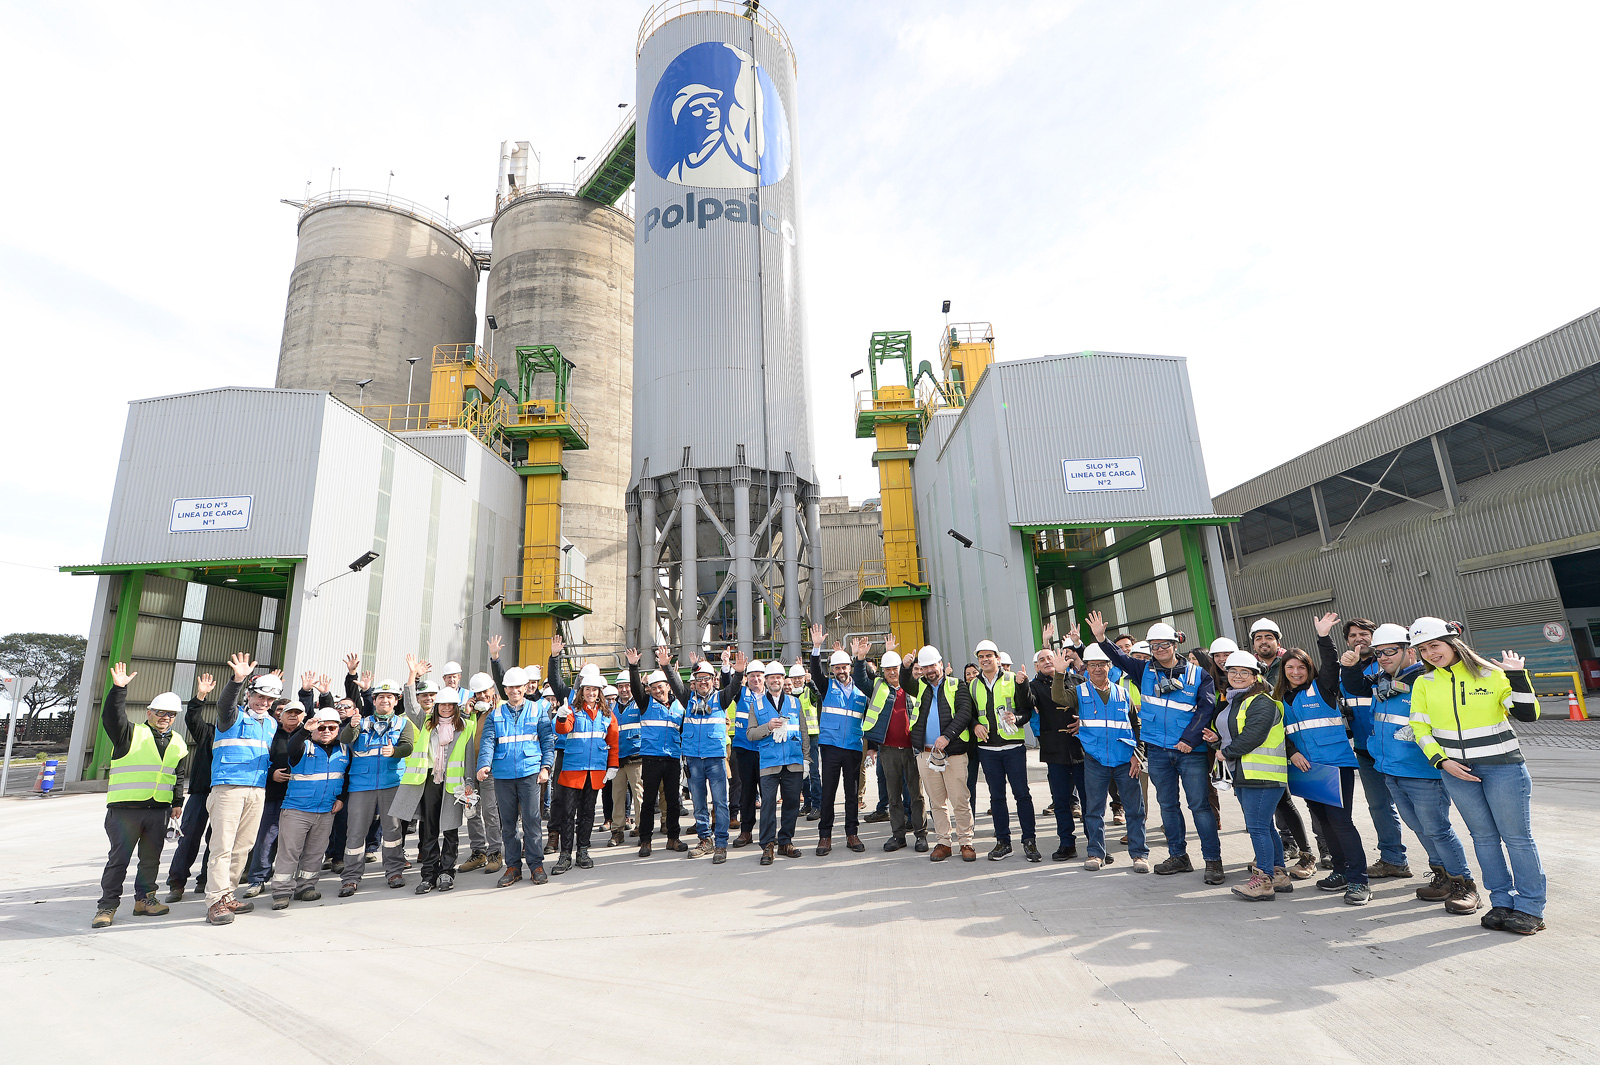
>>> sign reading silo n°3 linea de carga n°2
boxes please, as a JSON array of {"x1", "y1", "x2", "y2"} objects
[
  {"x1": 1063, "y1": 458, "x2": 1145, "y2": 493},
  {"x1": 170, "y1": 496, "x2": 252, "y2": 532}
]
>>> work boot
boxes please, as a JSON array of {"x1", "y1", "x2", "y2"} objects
[
  {"x1": 883, "y1": 836, "x2": 906, "y2": 852},
  {"x1": 1319, "y1": 851, "x2": 1334, "y2": 870},
  {"x1": 576, "y1": 848, "x2": 594, "y2": 870},
  {"x1": 437, "y1": 874, "x2": 455, "y2": 892},
  {"x1": 664, "y1": 838, "x2": 688, "y2": 852},
  {"x1": 164, "y1": 885, "x2": 185, "y2": 904},
  {"x1": 931, "y1": 844, "x2": 953, "y2": 862},
  {"x1": 732, "y1": 832, "x2": 754, "y2": 848},
  {"x1": 227, "y1": 894, "x2": 255, "y2": 914},
  {"x1": 552, "y1": 852, "x2": 573, "y2": 875},
  {"x1": 91, "y1": 909, "x2": 115, "y2": 929},
  {"x1": 1131, "y1": 856, "x2": 1150, "y2": 873},
  {"x1": 638, "y1": 838, "x2": 653, "y2": 857},
  {"x1": 914, "y1": 834, "x2": 929, "y2": 853},
  {"x1": 713, "y1": 848, "x2": 728, "y2": 864},
  {"x1": 1317, "y1": 872, "x2": 1348, "y2": 892},
  {"x1": 1368, "y1": 859, "x2": 1413, "y2": 879},
  {"x1": 365, "y1": 850, "x2": 379, "y2": 864},
  {"x1": 293, "y1": 885, "x2": 321, "y2": 902},
  {"x1": 988, "y1": 841, "x2": 1013, "y2": 861},
  {"x1": 1231, "y1": 870, "x2": 1276, "y2": 901},
  {"x1": 1416, "y1": 864, "x2": 1452, "y2": 901},
  {"x1": 1481, "y1": 906, "x2": 1511, "y2": 931},
  {"x1": 1204, "y1": 860, "x2": 1226, "y2": 885},
  {"x1": 206, "y1": 898, "x2": 235, "y2": 925},
  {"x1": 760, "y1": 844, "x2": 776, "y2": 866},
  {"x1": 1444, "y1": 875, "x2": 1482, "y2": 914},
  {"x1": 547, "y1": 829, "x2": 560, "y2": 853},
  {"x1": 271, "y1": 894, "x2": 291, "y2": 910},
  {"x1": 728, "y1": 815, "x2": 741, "y2": 832},
  {"x1": 531, "y1": 865, "x2": 549, "y2": 885},
  {"x1": 385, "y1": 874, "x2": 404, "y2": 890},
  {"x1": 846, "y1": 835, "x2": 866, "y2": 853},
  {"x1": 1083, "y1": 854, "x2": 1108, "y2": 871},
  {"x1": 1052, "y1": 845, "x2": 1079, "y2": 861},
  {"x1": 1111, "y1": 804, "x2": 1125, "y2": 826},
  {"x1": 1154, "y1": 854, "x2": 1194, "y2": 876},
  {"x1": 609, "y1": 830, "x2": 624, "y2": 848},
  {"x1": 960, "y1": 845, "x2": 977, "y2": 862},
  {"x1": 1271, "y1": 866, "x2": 1294, "y2": 893},
  {"x1": 497, "y1": 867, "x2": 523, "y2": 887},
  {"x1": 458, "y1": 852, "x2": 488, "y2": 872},
  {"x1": 805, "y1": 809, "x2": 820, "y2": 821},
  {"x1": 1501, "y1": 911, "x2": 1546, "y2": 935},
  {"x1": 133, "y1": 893, "x2": 170, "y2": 916},
  {"x1": 1042, "y1": 802, "x2": 1055, "y2": 816},
  {"x1": 863, "y1": 810, "x2": 890, "y2": 824},
  {"x1": 1022, "y1": 839, "x2": 1043, "y2": 863},
  {"x1": 1290, "y1": 851, "x2": 1318, "y2": 880},
  {"x1": 331, "y1": 859, "x2": 345, "y2": 875},
  {"x1": 1345, "y1": 882, "x2": 1372, "y2": 906},
  {"x1": 338, "y1": 883, "x2": 358, "y2": 897},
  {"x1": 688, "y1": 838, "x2": 714, "y2": 859},
  {"x1": 484, "y1": 852, "x2": 504, "y2": 874},
  {"x1": 815, "y1": 837, "x2": 832, "y2": 856},
  {"x1": 779, "y1": 844, "x2": 802, "y2": 858}
]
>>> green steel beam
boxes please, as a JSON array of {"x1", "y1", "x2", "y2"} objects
[
  {"x1": 1180, "y1": 524, "x2": 1218, "y2": 646},
  {"x1": 88, "y1": 571, "x2": 144, "y2": 779},
  {"x1": 1021, "y1": 528, "x2": 1044, "y2": 653},
  {"x1": 1012, "y1": 516, "x2": 1238, "y2": 533}
]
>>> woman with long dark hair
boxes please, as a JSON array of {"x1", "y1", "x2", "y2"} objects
[{"x1": 1211, "y1": 651, "x2": 1290, "y2": 901}]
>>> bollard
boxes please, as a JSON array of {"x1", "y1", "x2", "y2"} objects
[{"x1": 35, "y1": 758, "x2": 59, "y2": 796}]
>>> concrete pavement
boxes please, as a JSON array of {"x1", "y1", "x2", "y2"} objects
[{"x1": 1, "y1": 745, "x2": 1595, "y2": 1065}]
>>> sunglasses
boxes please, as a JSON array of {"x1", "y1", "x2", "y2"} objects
[{"x1": 313, "y1": 722, "x2": 339, "y2": 730}]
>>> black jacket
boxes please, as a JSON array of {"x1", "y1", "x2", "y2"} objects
[
  {"x1": 1031, "y1": 670, "x2": 1084, "y2": 765},
  {"x1": 901, "y1": 670, "x2": 975, "y2": 756},
  {"x1": 183, "y1": 694, "x2": 215, "y2": 796}
]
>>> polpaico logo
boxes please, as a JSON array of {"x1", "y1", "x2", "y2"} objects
[{"x1": 646, "y1": 41, "x2": 790, "y2": 189}]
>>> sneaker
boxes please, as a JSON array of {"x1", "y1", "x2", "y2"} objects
[
  {"x1": 1416, "y1": 864, "x2": 1453, "y2": 901},
  {"x1": 552, "y1": 854, "x2": 573, "y2": 875},
  {"x1": 205, "y1": 899, "x2": 234, "y2": 925},
  {"x1": 1502, "y1": 910, "x2": 1546, "y2": 935},
  {"x1": 438, "y1": 874, "x2": 455, "y2": 892},
  {"x1": 1231, "y1": 871, "x2": 1276, "y2": 901},
  {"x1": 1153, "y1": 854, "x2": 1193, "y2": 876},
  {"x1": 1022, "y1": 840, "x2": 1043, "y2": 863},
  {"x1": 91, "y1": 909, "x2": 115, "y2": 929},
  {"x1": 271, "y1": 895, "x2": 290, "y2": 910},
  {"x1": 1444, "y1": 875, "x2": 1482, "y2": 915},
  {"x1": 414, "y1": 880, "x2": 435, "y2": 895},
  {"x1": 293, "y1": 885, "x2": 321, "y2": 902},
  {"x1": 531, "y1": 866, "x2": 549, "y2": 885},
  {"x1": 1111, "y1": 808, "x2": 1125, "y2": 826},
  {"x1": 164, "y1": 886, "x2": 185, "y2": 904},
  {"x1": 689, "y1": 839, "x2": 714, "y2": 859},
  {"x1": 712, "y1": 848, "x2": 727, "y2": 864},
  {"x1": 1042, "y1": 803, "x2": 1055, "y2": 816},
  {"x1": 1290, "y1": 852, "x2": 1317, "y2": 880},
  {"x1": 1368, "y1": 859, "x2": 1413, "y2": 879},
  {"x1": 1345, "y1": 883, "x2": 1372, "y2": 906},
  {"x1": 1071, "y1": 803, "x2": 1082, "y2": 818},
  {"x1": 1083, "y1": 855, "x2": 1104, "y2": 871},
  {"x1": 1271, "y1": 867, "x2": 1294, "y2": 893},
  {"x1": 1204, "y1": 860, "x2": 1226, "y2": 885},
  {"x1": 1131, "y1": 856, "x2": 1150, "y2": 873},
  {"x1": 365, "y1": 851, "x2": 379, "y2": 864},
  {"x1": 338, "y1": 883, "x2": 358, "y2": 897},
  {"x1": 241, "y1": 883, "x2": 264, "y2": 899},
  {"x1": 458, "y1": 852, "x2": 488, "y2": 872},
  {"x1": 496, "y1": 868, "x2": 523, "y2": 888},
  {"x1": 988, "y1": 842, "x2": 1012, "y2": 861},
  {"x1": 1319, "y1": 853, "x2": 1334, "y2": 870},
  {"x1": 862, "y1": 810, "x2": 890, "y2": 824},
  {"x1": 805, "y1": 809, "x2": 819, "y2": 821},
  {"x1": 1052, "y1": 846, "x2": 1078, "y2": 861},
  {"x1": 1119, "y1": 835, "x2": 1129, "y2": 846},
  {"x1": 576, "y1": 848, "x2": 594, "y2": 870},
  {"x1": 484, "y1": 852, "x2": 504, "y2": 874},
  {"x1": 1317, "y1": 872, "x2": 1348, "y2": 892},
  {"x1": 133, "y1": 893, "x2": 170, "y2": 916}
]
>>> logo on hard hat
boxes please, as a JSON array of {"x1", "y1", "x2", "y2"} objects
[{"x1": 647, "y1": 41, "x2": 790, "y2": 189}]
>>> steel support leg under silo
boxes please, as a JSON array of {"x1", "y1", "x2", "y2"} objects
[
  {"x1": 804, "y1": 486, "x2": 824, "y2": 630},
  {"x1": 679, "y1": 461, "x2": 700, "y2": 664},
  {"x1": 733, "y1": 457, "x2": 754, "y2": 658},
  {"x1": 625, "y1": 497, "x2": 640, "y2": 649},
  {"x1": 780, "y1": 468, "x2": 801, "y2": 662},
  {"x1": 637, "y1": 470, "x2": 658, "y2": 653}
]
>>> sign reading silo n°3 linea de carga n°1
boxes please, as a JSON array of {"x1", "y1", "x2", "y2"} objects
[
  {"x1": 1063, "y1": 458, "x2": 1145, "y2": 493},
  {"x1": 170, "y1": 496, "x2": 252, "y2": 532}
]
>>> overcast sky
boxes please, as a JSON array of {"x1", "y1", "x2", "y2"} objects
[{"x1": 4, "y1": 0, "x2": 1599, "y2": 638}]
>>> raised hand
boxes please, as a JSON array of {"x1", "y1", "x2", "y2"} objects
[
  {"x1": 1066, "y1": 624, "x2": 1082, "y2": 647},
  {"x1": 359, "y1": 670, "x2": 373, "y2": 690},
  {"x1": 110, "y1": 662, "x2": 137, "y2": 688},
  {"x1": 1313, "y1": 612, "x2": 1340, "y2": 639},
  {"x1": 721, "y1": 646, "x2": 733, "y2": 668},
  {"x1": 228, "y1": 652, "x2": 256, "y2": 681},
  {"x1": 1498, "y1": 650, "x2": 1526, "y2": 671},
  {"x1": 300, "y1": 670, "x2": 317, "y2": 691},
  {"x1": 405, "y1": 653, "x2": 419, "y2": 680},
  {"x1": 1042, "y1": 620, "x2": 1057, "y2": 643},
  {"x1": 487, "y1": 634, "x2": 503, "y2": 661},
  {"x1": 415, "y1": 659, "x2": 432, "y2": 678},
  {"x1": 1052, "y1": 651, "x2": 1068, "y2": 674},
  {"x1": 196, "y1": 673, "x2": 215, "y2": 698},
  {"x1": 344, "y1": 652, "x2": 360, "y2": 675},
  {"x1": 851, "y1": 635, "x2": 871, "y2": 659},
  {"x1": 884, "y1": 633, "x2": 898, "y2": 654},
  {"x1": 1086, "y1": 610, "x2": 1108, "y2": 643},
  {"x1": 626, "y1": 647, "x2": 641, "y2": 666},
  {"x1": 315, "y1": 673, "x2": 331, "y2": 694},
  {"x1": 655, "y1": 645, "x2": 672, "y2": 666},
  {"x1": 734, "y1": 651, "x2": 748, "y2": 672},
  {"x1": 1339, "y1": 650, "x2": 1360, "y2": 668},
  {"x1": 809, "y1": 624, "x2": 825, "y2": 648},
  {"x1": 550, "y1": 634, "x2": 564, "y2": 656}
]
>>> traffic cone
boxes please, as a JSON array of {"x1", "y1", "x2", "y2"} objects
[{"x1": 1568, "y1": 691, "x2": 1587, "y2": 721}]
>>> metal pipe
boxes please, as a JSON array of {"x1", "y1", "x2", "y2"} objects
[
  {"x1": 680, "y1": 461, "x2": 700, "y2": 664},
  {"x1": 638, "y1": 471, "x2": 658, "y2": 652},
  {"x1": 733, "y1": 456, "x2": 753, "y2": 658},
  {"x1": 805, "y1": 485, "x2": 824, "y2": 629},
  {"x1": 625, "y1": 496, "x2": 640, "y2": 648},
  {"x1": 780, "y1": 467, "x2": 800, "y2": 662}
]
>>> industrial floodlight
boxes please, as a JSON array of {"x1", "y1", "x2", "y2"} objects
[
  {"x1": 486, "y1": 315, "x2": 498, "y2": 330},
  {"x1": 941, "y1": 300, "x2": 951, "y2": 314},
  {"x1": 309, "y1": 551, "x2": 381, "y2": 596},
  {"x1": 947, "y1": 529, "x2": 972, "y2": 548},
  {"x1": 561, "y1": 544, "x2": 575, "y2": 554},
  {"x1": 947, "y1": 528, "x2": 1007, "y2": 568},
  {"x1": 356, "y1": 378, "x2": 374, "y2": 387},
  {"x1": 485, "y1": 593, "x2": 506, "y2": 609}
]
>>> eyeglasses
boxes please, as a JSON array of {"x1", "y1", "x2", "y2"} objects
[
  {"x1": 1373, "y1": 646, "x2": 1404, "y2": 659},
  {"x1": 150, "y1": 711, "x2": 178, "y2": 720},
  {"x1": 1148, "y1": 641, "x2": 1175, "y2": 652}
]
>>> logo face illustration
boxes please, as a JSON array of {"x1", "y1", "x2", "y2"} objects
[{"x1": 646, "y1": 41, "x2": 790, "y2": 188}]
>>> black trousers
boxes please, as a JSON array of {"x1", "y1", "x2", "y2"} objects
[
  {"x1": 166, "y1": 792, "x2": 210, "y2": 889},
  {"x1": 759, "y1": 768, "x2": 803, "y2": 847},
  {"x1": 416, "y1": 778, "x2": 459, "y2": 881},
  {"x1": 601, "y1": 779, "x2": 614, "y2": 823},
  {"x1": 639, "y1": 756, "x2": 681, "y2": 842},
  {"x1": 100, "y1": 806, "x2": 167, "y2": 909},
  {"x1": 818, "y1": 744, "x2": 862, "y2": 839},
  {"x1": 1275, "y1": 793, "x2": 1310, "y2": 851},
  {"x1": 732, "y1": 747, "x2": 761, "y2": 834},
  {"x1": 1305, "y1": 766, "x2": 1366, "y2": 883},
  {"x1": 557, "y1": 779, "x2": 601, "y2": 852}
]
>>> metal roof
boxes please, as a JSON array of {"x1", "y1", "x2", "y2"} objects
[{"x1": 1214, "y1": 305, "x2": 1600, "y2": 514}]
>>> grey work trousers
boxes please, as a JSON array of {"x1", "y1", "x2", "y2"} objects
[
  {"x1": 878, "y1": 745, "x2": 926, "y2": 840},
  {"x1": 341, "y1": 786, "x2": 404, "y2": 885},
  {"x1": 465, "y1": 772, "x2": 503, "y2": 856},
  {"x1": 271, "y1": 808, "x2": 335, "y2": 897}
]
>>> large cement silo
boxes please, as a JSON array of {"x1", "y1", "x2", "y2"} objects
[
  {"x1": 277, "y1": 198, "x2": 480, "y2": 409},
  {"x1": 487, "y1": 191, "x2": 634, "y2": 650},
  {"x1": 630, "y1": 3, "x2": 821, "y2": 661}
]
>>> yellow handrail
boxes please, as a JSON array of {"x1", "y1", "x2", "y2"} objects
[
  {"x1": 1532, "y1": 672, "x2": 1588, "y2": 719},
  {"x1": 858, "y1": 556, "x2": 928, "y2": 595}
]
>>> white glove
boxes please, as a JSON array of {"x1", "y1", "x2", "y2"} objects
[
  {"x1": 604, "y1": 767, "x2": 617, "y2": 783},
  {"x1": 556, "y1": 706, "x2": 571, "y2": 721}
]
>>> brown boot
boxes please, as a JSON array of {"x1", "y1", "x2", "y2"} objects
[
  {"x1": 133, "y1": 893, "x2": 170, "y2": 916},
  {"x1": 960, "y1": 845, "x2": 978, "y2": 862},
  {"x1": 732, "y1": 832, "x2": 753, "y2": 848},
  {"x1": 637, "y1": 837, "x2": 653, "y2": 857},
  {"x1": 846, "y1": 835, "x2": 866, "y2": 853},
  {"x1": 205, "y1": 898, "x2": 235, "y2": 925},
  {"x1": 1289, "y1": 851, "x2": 1317, "y2": 880},
  {"x1": 609, "y1": 830, "x2": 625, "y2": 848},
  {"x1": 760, "y1": 843, "x2": 776, "y2": 866},
  {"x1": 226, "y1": 893, "x2": 255, "y2": 914},
  {"x1": 1271, "y1": 866, "x2": 1294, "y2": 893},
  {"x1": 1415, "y1": 864, "x2": 1452, "y2": 901},
  {"x1": 778, "y1": 845, "x2": 802, "y2": 858},
  {"x1": 930, "y1": 844, "x2": 953, "y2": 862},
  {"x1": 547, "y1": 829, "x2": 560, "y2": 853},
  {"x1": 815, "y1": 837, "x2": 832, "y2": 856},
  {"x1": 483, "y1": 852, "x2": 504, "y2": 874},
  {"x1": 1231, "y1": 869, "x2": 1276, "y2": 901},
  {"x1": 1444, "y1": 875, "x2": 1482, "y2": 914}
]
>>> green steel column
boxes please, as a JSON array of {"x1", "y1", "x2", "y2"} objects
[
  {"x1": 88, "y1": 571, "x2": 145, "y2": 778},
  {"x1": 1180, "y1": 525, "x2": 1217, "y2": 647},
  {"x1": 1020, "y1": 531, "x2": 1043, "y2": 650},
  {"x1": 1063, "y1": 567, "x2": 1088, "y2": 633}
]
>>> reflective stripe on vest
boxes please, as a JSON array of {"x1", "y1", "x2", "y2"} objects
[
  {"x1": 1075, "y1": 681, "x2": 1134, "y2": 767},
  {"x1": 1283, "y1": 684, "x2": 1356, "y2": 768},
  {"x1": 971, "y1": 673, "x2": 1022, "y2": 742},
  {"x1": 107, "y1": 726, "x2": 188, "y2": 804},
  {"x1": 283, "y1": 742, "x2": 350, "y2": 813},
  {"x1": 210, "y1": 713, "x2": 276, "y2": 787},
  {"x1": 1235, "y1": 695, "x2": 1288, "y2": 783}
]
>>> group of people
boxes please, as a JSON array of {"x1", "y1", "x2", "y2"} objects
[{"x1": 92, "y1": 610, "x2": 1550, "y2": 936}]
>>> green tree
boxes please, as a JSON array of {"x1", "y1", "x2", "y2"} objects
[{"x1": 0, "y1": 633, "x2": 86, "y2": 740}]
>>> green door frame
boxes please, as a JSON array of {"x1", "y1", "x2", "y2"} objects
[
  {"x1": 1179, "y1": 525, "x2": 1218, "y2": 647},
  {"x1": 88, "y1": 571, "x2": 145, "y2": 779}
]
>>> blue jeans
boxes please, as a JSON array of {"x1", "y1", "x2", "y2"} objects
[
  {"x1": 1045, "y1": 761, "x2": 1086, "y2": 850},
  {"x1": 246, "y1": 799, "x2": 282, "y2": 886},
  {"x1": 1441, "y1": 763, "x2": 1546, "y2": 917},
  {"x1": 685, "y1": 755, "x2": 730, "y2": 848},
  {"x1": 494, "y1": 774, "x2": 545, "y2": 873},
  {"x1": 805, "y1": 738, "x2": 821, "y2": 809},
  {"x1": 976, "y1": 746, "x2": 1036, "y2": 844},
  {"x1": 1145, "y1": 747, "x2": 1221, "y2": 861},
  {"x1": 1386, "y1": 773, "x2": 1470, "y2": 876},
  {"x1": 1083, "y1": 755, "x2": 1147, "y2": 859},
  {"x1": 1355, "y1": 747, "x2": 1407, "y2": 866},
  {"x1": 1236, "y1": 786, "x2": 1286, "y2": 872}
]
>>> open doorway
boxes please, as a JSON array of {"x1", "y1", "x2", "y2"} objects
[{"x1": 1552, "y1": 547, "x2": 1600, "y2": 691}]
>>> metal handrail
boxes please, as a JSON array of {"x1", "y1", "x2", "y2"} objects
[
  {"x1": 510, "y1": 400, "x2": 590, "y2": 446},
  {"x1": 858, "y1": 556, "x2": 929, "y2": 595},
  {"x1": 939, "y1": 322, "x2": 995, "y2": 363},
  {"x1": 431, "y1": 342, "x2": 496, "y2": 381},
  {"x1": 296, "y1": 190, "x2": 473, "y2": 242},
  {"x1": 357, "y1": 399, "x2": 509, "y2": 443},
  {"x1": 498, "y1": 181, "x2": 635, "y2": 219},
  {"x1": 502, "y1": 571, "x2": 595, "y2": 609},
  {"x1": 637, "y1": 0, "x2": 796, "y2": 70},
  {"x1": 577, "y1": 107, "x2": 637, "y2": 189}
]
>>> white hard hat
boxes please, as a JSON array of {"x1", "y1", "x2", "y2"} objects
[
  {"x1": 998, "y1": 652, "x2": 1012, "y2": 667},
  {"x1": 604, "y1": 685, "x2": 618, "y2": 697},
  {"x1": 249, "y1": 674, "x2": 284, "y2": 696},
  {"x1": 441, "y1": 661, "x2": 462, "y2": 676},
  {"x1": 614, "y1": 673, "x2": 630, "y2": 686},
  {"x1": 917, "y1": 646, "x2": 943, "y2": 667},
  {"x1": 788, "y1": 664, "x2": 806, "y2": 678},
  {"x1": 1209, "y1": 637, "x2": 1239, "y2": 656},
  {"x1": 311, "y1": 707, "x2": 340, "y2": 724},
  {"x1": 881, "y1": 651, "x2": 902, "y2": 669},
  {"x1": 525, "y1": 665, "x2": 543, "y2": 681},
  {"x1": 693, "y1": 661, "x2": 716, "y2": 677},
  {"x1": 975, "y1": 639, "x2": 999, "y2": 655},
  {"x1": 1082, "y1": 644, "x2": 1110, "y2": 663},
  {"x1": 577, "y1": 665, "x2": 605, "y2": 689},
  {"x1": 468, "y1": 671, "x2": 495, "y2": 693},
  {"x1": 1250, "y1": 618, "x2": 1281, "y2": 637},
  {"x1": 1408, "y1": 617, "x2": 1452, "y2": 647},
  {"x1": 1371, "y1": 623, "x2": 1410, "y2": 647},
  {"x1": 747, "y1": 660, "x2": 768, "y2": 675},
  {"x1": 415, "y1": 679, "x2": 438, "y2": 695},
  {"x1": 434, "y1": 686, "x2": 462, "y2": 704},
  {"x1": 372, "y1": 679, "x2": 402, "y2": 696},
  {"x1": 645, "y1": 670, "x2": 669, "y2": 686},
  {"x1": 829, "y1": 650, "x2": 851, "y2": 667},
  {"x1": 1132, "y1": 641, "x2": 1151, "y2": 655},
  {"x1": 1225, "y1": 651, "x2": 1262, "y2": 671},
  {"x1": 149, "y1": 691, "x2": 183, "y2": 714},
  {"x1": 502, "y1": 667, "x2": 529, "y2": 687},
  {"x1": 1147, "y1": 622, "x2": 1178, "y2": 642}
]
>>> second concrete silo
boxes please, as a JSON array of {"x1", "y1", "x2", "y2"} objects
[
  {"x1": 277, "y1": 195, "x2": 481, "y2": 409},
  {"x1": 487, "y1": 190, "x2": 634, "y2": 650}
]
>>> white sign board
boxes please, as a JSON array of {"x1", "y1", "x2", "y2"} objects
[
  {"x1": 1063, "y1": 457, "x2": 1146, "y2": 493},
  {"x1": 170, "y1": 495, "x2": 253, "y2": 532}
]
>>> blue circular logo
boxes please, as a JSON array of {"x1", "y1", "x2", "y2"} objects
[{"x1": 646, "y1": 41, "x2": 790, "y2": 189}]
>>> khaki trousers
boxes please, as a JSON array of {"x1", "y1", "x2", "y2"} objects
[
  {"x1": 205, "y1": 784, "x2": 264, "y2": 904},
  {"x1": 917, "y1": 751, "x2": 974, "y2": 847},
  {"x1": 615, "y1": 760, "x2": 644, "y2": 825}
]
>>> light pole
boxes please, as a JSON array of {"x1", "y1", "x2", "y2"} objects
[
  {"x1": 405, "y1": 357, "x2": 421, "y2": 429},
  {"x1": 485, "y1": 314, "x2": 498, "y2": 375},
  {"x1": 356, "y1": 378, "x2": 373, "y2": 410},
  {"x1": 573, "y1": 156, "x2": 586, "y2": 184},
  {"x1": 1, "y1": 672, "x2": 38, "y2": 798}
]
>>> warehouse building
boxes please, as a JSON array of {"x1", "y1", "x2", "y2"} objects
[{"x1": 1215, "y1": 305, "x2": 1600, "y2": 705}]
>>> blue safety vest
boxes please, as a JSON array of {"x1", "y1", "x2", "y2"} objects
[
  {"x1": 347, "y1": 715, "x2": 407, "y2": 793},
  {"x1": 754, "y1": 692, "x2": 803, "y2": 770},
  {"x1": 817, "y1": 676, "x2": 867, "y2": 751},
  {"x1": 639, "y1": 695, "x2": 684, "y2": 759},
  {"x1": 561, "y1": 705, "x2": 613, "y2": 772},
  {"x1": 1364, "y1": 662, "x2": 1436, "y2": 779},
  {"x1": 1283, "y1": 682, "x2": 1357, "y2": 768},
  {"x1": 282, "y1": 741, "x2": 350, "y2": 813},
  {"x1": 210, "y1": 711, "x2": 277, "y2": 788},
  {"x1": 614, "y1": 699, "x2": 643, "y2": 759},
  {"x1": 1340, "y1": 671, "x2": 1375, "y2": 751},
  {"x1": 681, "y1": 690, "x2": 728, "y2": 759},
  {"x1": 731, "y1": 687, "x2": 764, "y2": 752},
  {"x1": 479, "y1": 700, "x2": 549, "y2": 780},
  {"x1": 1136, "y1": 662, "x2": 1205, "y2": 751},
  {"x1": 1076, "y1": 680, "x2": 1137, "y2": 767}
]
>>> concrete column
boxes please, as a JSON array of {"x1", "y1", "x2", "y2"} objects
[
  {"x1": 805, "y1": 484, "x2": 824, "y2": 629},
  {"x1": 733, "y1": 452, "x2": 754, "y2": 659},
  {"x1": 625, "y1": 496, "x2": 640, "y2": 649},
  {"x1": 638, "y1": 470, "x2": 658, "y2": 653},
  {"x1": 680, "y1": 459, "x2": 700, "y2": 664},
  {"x1": 780, "y1": 465, "x2": 801, "y2": 662}
]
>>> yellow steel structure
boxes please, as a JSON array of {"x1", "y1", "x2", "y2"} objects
[
  {"x1": 940, "y1": 323, "x2": 995, "y2": 401},
  {"x1": 854, "y1": 331, "x2": 931, "y2": 649},
  {"x1": 515, "y1": 434, "x2": 566, "y2": 667}
]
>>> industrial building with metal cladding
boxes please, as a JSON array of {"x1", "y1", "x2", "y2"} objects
[{"x1": 58, "y1": 0, "x2": 1599, "y2": 783}]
